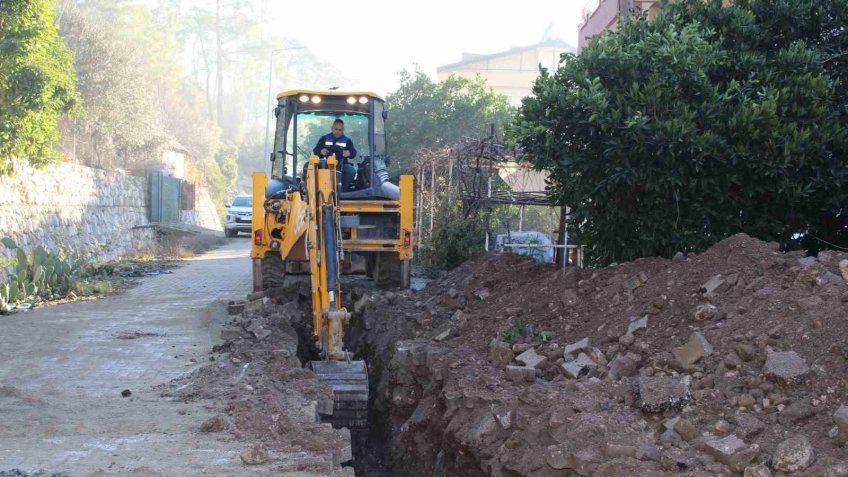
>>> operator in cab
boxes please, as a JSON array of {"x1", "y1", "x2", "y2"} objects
[
  {"x1": 313, "y1": 118, "x2": 358, "y2": 190},
  {"x1": 313, "y1": 119, "x2": 357, "y2": 163}
]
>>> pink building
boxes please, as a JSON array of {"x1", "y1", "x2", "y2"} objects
[{"x1": 578, "y1": 0, "x2": 660, "y2": 50}]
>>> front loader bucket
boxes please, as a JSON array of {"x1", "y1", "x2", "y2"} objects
[{"x1": 310, "y1": 360, "x2": 369, "y2": 429}]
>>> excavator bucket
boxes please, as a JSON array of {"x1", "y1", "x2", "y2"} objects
[{"x1": 310, "y1": 360, "x2": 369, "y2": 429}]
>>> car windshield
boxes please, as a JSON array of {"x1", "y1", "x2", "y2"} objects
[{"x1": 231, "y1": 196, "x2": 251, "y2": 207}]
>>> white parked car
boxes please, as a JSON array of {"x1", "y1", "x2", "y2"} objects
[{"x1": 224, "y1": 195, "x2": 252, "y2": 237}]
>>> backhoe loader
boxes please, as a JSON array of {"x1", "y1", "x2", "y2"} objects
[{"x1": 250, "y1": 90, "x2": 414, "y2": 429}]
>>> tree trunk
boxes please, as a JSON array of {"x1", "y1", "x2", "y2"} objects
[
  {"x1": 215, "y1": 0, "x2": 224, "y2": 124},
  {"x1": 555, "y1": 206, "x2": 567, "y2": 267}
]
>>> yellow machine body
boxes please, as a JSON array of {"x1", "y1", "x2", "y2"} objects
[{"x1": 249, "y1": 90, "x2": 415, "y2": 429}]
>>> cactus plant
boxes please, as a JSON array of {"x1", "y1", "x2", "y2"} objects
[{"x1": 1, "y1": 236, "x2": 87, "y2": 311}]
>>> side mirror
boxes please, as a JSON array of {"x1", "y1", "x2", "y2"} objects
[
  {"x1": 382, "y1": 110, "x2": 388, "y2": 120},
  {"x1": 269, "y1": 153, "x2": 275, "y2": 162},
  {"x1": 273, "y1": 107, "x2": 281, "y2": 118},
  {"x1": 224, "y1": 202, "x2": 231, "y2": 208}
]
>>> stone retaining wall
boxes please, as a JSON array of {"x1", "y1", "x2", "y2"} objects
[{"x1": 0, "y1": 161, "x2": 222, "y2": 281}]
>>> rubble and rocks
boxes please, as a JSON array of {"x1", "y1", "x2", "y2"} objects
[
  {"x1": 608, "y1": 352, "x2": 639, "y2": 380},
  {"x1": 505, "y1": 365, "x2": 536, "y2": 383},
  {"x1": 515, "y1": 347, "x2": 547, "y2": 369},
  {"x1": 825, "y1": 463, "x2": 848, "y2": 477},
  {"x1": 227, "y1": 300, "x2": 246, "y2": 315},
  {"x1": 743, "y1": 464, "x2": 773, "y2": 477},
  {"x1": 703, "y1": 435, "x2": 757, "y2": 471},
  {"x1": 561, "y1": 352, "x2": 597, "y2": 379},
  {"x1": 693, "y1": 303, "x2": 720, "y2": 321},
  {"x1": 626, "y1": 315, "x2": 648, "y2": 335},
  {"x1": 342, "y1": 233, "x2": 848, "y2": 477},
  {"x1": 160, "y1": 289, "x2": 352, "y2": 477},
  {"x1": 701, "y1": 274, "x2": 725, "y2": 295},
  {"x1": 487, "y1": 338, "x2": 513, "y2": 365},
  {"x1": 562, "y1": 337, "x2": 591, "y2": 357}
]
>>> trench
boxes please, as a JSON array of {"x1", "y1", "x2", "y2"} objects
[
  {"x1": 343, "y1": 310, "x2": 411, "y2": 477},
  {"x1": 287, "y1": 278, "x2": 488, "y2": 477},
  {"x1": 287, "y1": 288, "x2": 408, "y2": 476}
]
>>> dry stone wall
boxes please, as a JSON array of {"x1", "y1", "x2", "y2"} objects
[
  {"x1": 0, "y1": 161, "x2": 221, "y2": 281},
  {"x1": 180, "y1": 185, "x2": 222, "y2": 230}
]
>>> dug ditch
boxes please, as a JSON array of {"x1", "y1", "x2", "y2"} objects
[{"x1": 169, "y1": 234, "x2": 848, "y2": 476}]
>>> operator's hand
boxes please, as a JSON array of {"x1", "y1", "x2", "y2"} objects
[
  {"x1": 342, "y1": 150, "x2": 351, "y2": 158},
  {"x1": 320, "y1": 148, "x2": 329, "y2": 156}
]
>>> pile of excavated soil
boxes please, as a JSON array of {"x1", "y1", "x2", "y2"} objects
[
  {"x1": 160, "y1": 287, "x2": 353, "y2": 477},
  {"x1": 352, "y1": 233, "x2": 848, "y2": 476}
]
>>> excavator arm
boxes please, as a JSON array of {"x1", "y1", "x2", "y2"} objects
[
  {"x1": 302, "y1": 154, "x2": 369, "y2": 429},
  {"x1": 304, "y1": 154, "x2": 349, "y2": 359}
]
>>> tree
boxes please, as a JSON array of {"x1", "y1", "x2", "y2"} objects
[
  {"x1": 386, "y1": 69, "x2": 513, "y2": 173},
  {"x1": 57, "y1": 3, "x2": 166, "y2": 170},
  {"x1": 0, "y1": 0, "x2": 78, "y2": 175},
  {"x1": 511, "y1": 0, "x2": 848, "y2": 266}
]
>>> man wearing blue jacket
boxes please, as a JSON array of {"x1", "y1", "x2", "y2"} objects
[
  {"x1": 313, "y1": 119, "x2": 357, "y2": 163},
  {"x1": 313, "y1": 119, "x2": 358, "y2": 190}
]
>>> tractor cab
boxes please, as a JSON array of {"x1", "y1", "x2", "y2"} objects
[{"x1": 268, "y1": 90, "x2": 398, "y2": 201}]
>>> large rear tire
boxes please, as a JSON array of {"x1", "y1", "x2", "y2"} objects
[
  {"x1": 374, "y1": 253, "x2": 411, "y2": 289},
  {"x1": 364, "y1": 253, "x2": 375, "y2": 279},
  {"x1": 261, "y1": 253, "x2": 287, "y2": 289}
]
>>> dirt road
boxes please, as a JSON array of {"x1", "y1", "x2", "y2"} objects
[{"x1": 0, "y1": 238, "x2": 270, "y2": 476}]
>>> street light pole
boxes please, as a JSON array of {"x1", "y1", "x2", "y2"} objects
[{"x1": 263, "y1": 46, "x2": 305, "y2": 176}]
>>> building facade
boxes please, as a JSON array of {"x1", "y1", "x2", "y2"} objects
[
  {"x1": 578, "y1": 0, "x2": 660, "y2": 50},
  {"x1": 579, "y1": 0, "x2": 732, "y2": 50},
  {"x1": 436, "y1": 39, "x2": 576, "y2": 105}
]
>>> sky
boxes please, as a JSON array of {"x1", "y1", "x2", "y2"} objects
[{"x1": 263, "y1": 0, "x2": 587, "y2": 96}]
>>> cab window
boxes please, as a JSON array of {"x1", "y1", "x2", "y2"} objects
[{"x1": 290, "y1": 113, "x2": 370, "y2": 170}]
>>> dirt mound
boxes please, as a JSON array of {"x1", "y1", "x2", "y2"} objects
[
  {"x1": 160, "y1": 287, "x2": 353, "y2": 476},
  {"x1": 355, "y1": 233, "x2": 848, "y2": 476}
]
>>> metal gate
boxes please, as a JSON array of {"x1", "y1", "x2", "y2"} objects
[{"x1": 149, "y1": 173, "x2": 182, "y2": 223}]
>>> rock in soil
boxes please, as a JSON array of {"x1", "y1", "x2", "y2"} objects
[
  {"x1": 200, "y1": 415, "x2": 226, "y2": 432},
  {"x1": 240, "y1": 443, "x2": 269, "y2": 465},
  {"x1": 743, "y1": 464, "x2": 773, "y2": 477},
  {"x1": 764, "y1": 348, "x2": 809, "y2": 383},
  {"x1": 834, "y1": 405, "x2": 848, "y2": 434},
  {"x1": 772, "y1": 435, "x2": 815, "y2": 473},
  {"x1": 636, "y1": 376, "x2": 690, "y2": 413}
]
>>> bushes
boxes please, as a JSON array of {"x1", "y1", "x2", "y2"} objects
[{"x1": 511, "y1": 0, "x2": 848, "y2": 265}]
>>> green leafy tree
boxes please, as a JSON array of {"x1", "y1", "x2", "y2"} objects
[
  {"x1": 386, "y1": 69, "x2": 513, "y2": 173},
  {"x1": 215, "y1": 143, "x2": 239, "y2": 188},
  {"x1": 511, "y1": 0, "x2": 848, "y2": 266},
  {"x1": 0, "y1": 0, "x2": 78, "y2": 175},
  {"x1": 57, "y1": 3, "x2": 166, "y2": 169}
]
